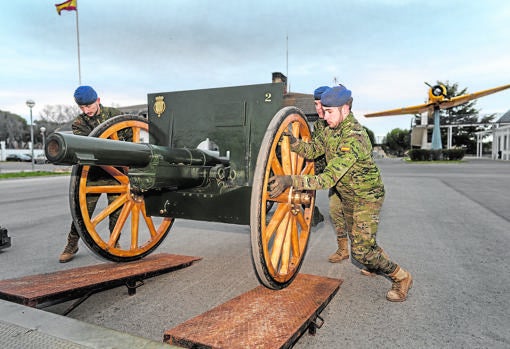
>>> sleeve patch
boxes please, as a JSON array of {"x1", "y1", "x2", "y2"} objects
[{"x1": 341, "y1": 146, "x2": 351, "y2": 152}]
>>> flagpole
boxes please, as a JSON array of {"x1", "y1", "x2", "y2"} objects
[
  {"x1": 286, "y1": 34, "x2": 289, "y2": 92},
  {"x1": 286, "y1": 34, "x2": 288, "y2": 79},
  {"x1": 75, "y1": 7, "x2": 81, "y2": 85}
]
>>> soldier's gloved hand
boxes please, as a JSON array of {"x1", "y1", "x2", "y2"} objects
[
  {"x1": 282, "y1": 131, "x2": 297, "y2": 145},
  {"x1": 268, "y1": 175, "x2": 292, "y2": 197}
]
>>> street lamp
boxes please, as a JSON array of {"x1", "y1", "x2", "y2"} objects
[
  {"x1": 26, "y1": 99, "x2": 35, "y2": 171},
  {"x1": 40, "y1": 126, "x2": 46, "y2": 154}
]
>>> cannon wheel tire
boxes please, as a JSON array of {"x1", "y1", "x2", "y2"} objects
[
  {"x1": 250, "y1": 106, "x2": 316, "y2": 289},
  {"x1": 70, "y1": 114, "x2": 174, "y2": 262}
]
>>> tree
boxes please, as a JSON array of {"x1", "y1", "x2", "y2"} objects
[
  {"x1": 363, "y1": 126, "x2": 376, "y2": 146},
  {"x1": 39, "y1": 104, "x2": 79, "y2": 124},
  {"x1": 0, "y1": 110, "x2": 29, "y2": 148},
  {"x1": 383, "y1": 128, "x2": 410, "y2": 157},
  {"x1": 36, "y1": 104, "x2": 81, "y2": 140}
]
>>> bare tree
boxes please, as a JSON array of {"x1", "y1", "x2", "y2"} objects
[{"x1": 39, "y1": 104, "x2": 79, "y2": 124}]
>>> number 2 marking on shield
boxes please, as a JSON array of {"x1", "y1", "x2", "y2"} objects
[{"x1": 265, "y1": 92, "x2": 272, "y2": 102}]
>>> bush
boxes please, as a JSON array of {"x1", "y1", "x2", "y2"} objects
[
  {"x1": 408, "y1": 149, "x2": 429, "y2": 161},
  {"x1": 430, "y1": 149, "x2": 442, "y2": 161},
  {"x1": 408, "y1": 148, "x2": 465, "y2": 161},
  {"x1": 443, "y1": 148, "x2": 465, "y2": 160}
]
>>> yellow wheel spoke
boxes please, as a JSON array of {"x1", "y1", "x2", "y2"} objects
[
  {"x1": 291, "y1": 122, "x2": 301, "y2": 139},
  {"x1": 270, "y1": 211, "x2": 290, "y2": 269},
  {"x1": 270, "y1": 156, "x2": 284, "y2": 176},
  {"x1": 109, "y1": 131, "x2": 119, "y2": 140},
  {"x1": 85, "y1": 184, "x2": 127, "y2": 194},
  {"x1": 141, "y1": 201, "x2": 158, "y2": 238},
  {"x1": 295, "y1": 207, "x2": 310, "y2": 232},
  {"x1": 100, "y1": 166, "x2": 130, "y2": 185},
  {"x1": 264, "y1": 203, "x2": 289, "y2": 242},
  {"x1": 108, "y1": 200, "x2": 133, "y2": 247},
  {"x1": 280, "y1": 136, "x2": 292, "y2": 174},
  {"x1": 130, "y1": 203, "x2": 141, "y2": 249},
  {"x1": 300, "y1": 161, "x2": 314, "y2": 176},
  {"x1": 132, "y1": 127, "x2": 141, "y2": 143},
  {"x1": 290, "y1": 215, "x2": 300, "y2": 258},
  {"x1": 280, "y1": 216, "x2": 293, "y2": 275},
  {"x1": 91, "y1": 193, "x2": 129, "y2": 226},
  {"x1": 291, "y1": 122, "x2": 302, "y2": 174}
]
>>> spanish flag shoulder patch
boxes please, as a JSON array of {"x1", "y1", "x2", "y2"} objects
[{"x1": 340, "y1": 146, "x2": 351, "y2": 152}]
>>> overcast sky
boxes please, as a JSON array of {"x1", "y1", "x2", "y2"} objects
[{"x1": 1, "y1": 0, "x2": 509, "y2": 137}]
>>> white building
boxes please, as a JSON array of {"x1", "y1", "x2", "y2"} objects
[{"x1": 476, "y1": 110, "x2": 510, "y2": 160}]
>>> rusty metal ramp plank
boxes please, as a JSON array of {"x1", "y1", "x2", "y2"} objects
[
  {"x1": 0, "y1": 253, "x2": 201, "y2": 307},
  {"x1": 164, "y1": 273, "x2": 342, "y2": 349}
]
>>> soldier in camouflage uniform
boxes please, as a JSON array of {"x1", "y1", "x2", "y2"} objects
[
  {"x1": 310, "y1": 86, "x2": 329, "y2": 226},
  {"x1": 59, "y1": 86, "x2": 123, "y2": 263},
  {"x1": 313, "y1": 86, "x2": 370, "y2": 266},
  {"x1": 269, "y1": 85, "x2": 413, "y2": 302},
  {"x1": 312, "y1": 86, "x2": 352, "y2": 250}
]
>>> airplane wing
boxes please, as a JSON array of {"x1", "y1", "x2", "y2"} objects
[
  {"x1": 364, "y1": 102, "x2": 433, "y2": 117},
  {"x1": 438, "y1": 84, "x2": 510, "y2": 110}
]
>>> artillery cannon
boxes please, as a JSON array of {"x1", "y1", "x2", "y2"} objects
[{"x1": 45, "y1": 82, "x2": 317, "y2": 289}]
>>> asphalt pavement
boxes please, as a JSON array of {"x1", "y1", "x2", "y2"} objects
[{"x1": 0, "y1": 157, "x2": 509, "y2": 348}]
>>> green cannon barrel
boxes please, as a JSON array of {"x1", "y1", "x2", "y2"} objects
[
  {"x1": 45, "y1": 132, "x2": 226, "y2": 167},
  {"x1": 45, "y1": 132, "x2": 229, "y2": 191}
]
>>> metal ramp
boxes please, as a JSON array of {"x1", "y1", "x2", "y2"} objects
[
  {"x1": 0, "y1": 253, "x2": 201, "y2": 310},
  {"x1": 164, "y1": 273, "x2": 342, "y2": 349}
]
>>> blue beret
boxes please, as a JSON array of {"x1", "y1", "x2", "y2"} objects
[
  {"x1": 74, "y1": 86, "x2": 98, "y2": 105},
  {"x1": 313, "y1": 86, "x2": 330, "y2": 100},
  {"x1": 320, "y1": 85, "x2": 352, "y2": 107}
]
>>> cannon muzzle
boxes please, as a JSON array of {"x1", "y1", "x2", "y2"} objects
[
  {"x1": 46, "y1": 132, "x2": 153, "y2": 167},
  {"x1": 45, "y1": 132, "x2": 231, "y2": 191}
]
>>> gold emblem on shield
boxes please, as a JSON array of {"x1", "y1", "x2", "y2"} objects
[{"x1": 153, "y1": 96, "x2": 166, "y2": 117}]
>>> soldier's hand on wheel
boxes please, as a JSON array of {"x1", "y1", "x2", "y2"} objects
[
  {"x1": 268, "y1": 175, "x2": 292, "y2": 198},
  {"x1": 282, "y1": 131, "x2": 297, "y2": 145}
]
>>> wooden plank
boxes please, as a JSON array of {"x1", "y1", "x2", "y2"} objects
[
  {"x1": 0, "y1": 253, "x2": 201, "y2": 307},
  {"x1": 164, "y1": 273, "x2": 342, "y2": 349}
]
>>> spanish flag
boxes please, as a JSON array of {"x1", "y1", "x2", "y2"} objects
[{"x1": 55, "y1": 0, "x2": 77, "y2": 15}]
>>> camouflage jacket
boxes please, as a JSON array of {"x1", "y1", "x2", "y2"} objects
[
  {"x1": 291, "y1": 112, "x2": 384, "y2": 200},
  {"x1": 72, "y1": 105, "x2": 122, "y2": 136},
  {"x1": 311, "y1": 118, "x2": 327, "y2": 174}
]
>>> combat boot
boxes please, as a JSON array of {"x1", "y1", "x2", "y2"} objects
[
  {"x1": 328, "y1": 238, "x2": 349, "y2": 263},
  {"x1": 59, "y1": 233, "x2": 79, "y2": 263},
  {"x1": 386, "y1": 266, "x2": 413, "y2": 302}
]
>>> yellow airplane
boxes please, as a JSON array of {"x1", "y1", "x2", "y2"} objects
[{"x1": 365, "y1": 83, "x2": 510, "y2": 149}]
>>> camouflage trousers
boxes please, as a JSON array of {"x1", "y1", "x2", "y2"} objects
[
  {"x1": 328, "y1": 188, "x2": 397, "y2": 274},
  {"x1": 68, "y1": 178, "x2": 121, "y2": 239}
]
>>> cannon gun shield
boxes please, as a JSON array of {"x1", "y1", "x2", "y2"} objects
[
  {"x1": 250, "y1": 107, "x2": 316, "y2": 289},
  {"x1": 69, "y1": 114, "x2": 174, "y2": 262}
]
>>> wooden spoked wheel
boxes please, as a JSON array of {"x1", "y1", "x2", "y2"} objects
[
  {"x1": 70, "y1": 114, "x2": 174, "y2": 262},
  {"x1": 251, "y1": 107, "x2": 316, "y2": 289}
]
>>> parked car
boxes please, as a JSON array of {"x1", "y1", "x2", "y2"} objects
[
  {"x1": 6, "y1": 154, "x2": 32, "y2": 162},
  {"x1": 35, "y1": 154, "x2": 49, "y2": 164}
]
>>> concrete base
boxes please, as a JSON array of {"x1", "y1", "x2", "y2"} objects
[{"x1": 0, "y1": 299, "x2": 178, "y2": 349}]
